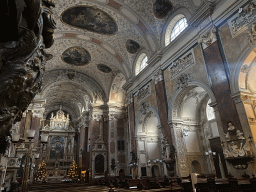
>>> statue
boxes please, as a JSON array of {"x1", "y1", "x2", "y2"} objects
[
  {"x1": 68, "y1": 142, "x2": 71, "y2": 153},
  {"x1": 230, "y1": 142, "x2": 239, "y2": 157},
  {"x1": 224, "y1": 132, "x2": 230, "y2": 141},
  {"x1": 236, "y1": 130, "x2": 245, "y2": 140},
  {"x1": 130, "y1": 150, "x2": 137, "y2": 163},
  {"x1": 227, "y1": 122, "x2": 235, "y2": 131},
  {"x1": 0, "y1": 0, "x2": 56, "y2": 149}
]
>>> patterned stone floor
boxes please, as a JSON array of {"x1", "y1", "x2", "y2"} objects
[{"x1": 29, "y1": 185, "x2": 182, "y2": 192}]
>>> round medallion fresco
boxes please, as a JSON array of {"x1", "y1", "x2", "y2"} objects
[
  {"x1": 97, "y1": 64, "x2": 112, "y2": 73},
  {"x1": 61, "y1": 6, "x2": 118, "y2": 35},
  {"x1": 126, "y1": 40, "x2": 140, "y2": 54},
  {"x1": 61, "y1": 47, "x2": 91, "y2": 66},
  {"x1": 153, "y1": 0, "x2": 173, "y2": 19},
  {"x1": 45, "y1": 53, "x2": 53, "y2": 61}
]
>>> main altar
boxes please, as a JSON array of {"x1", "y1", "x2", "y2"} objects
[{"x1": 40, "y1": 109, "x2": 76, "y2": 182}]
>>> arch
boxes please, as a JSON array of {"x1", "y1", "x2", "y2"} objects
[
  {"x1": 230, "y1": 46, "x2": 256, "y2": 146},
  {"x1": 132, "y1": 48, "x2": 151, "y2": 77},
  {"x1": 230, "y1": 45, "x2": 256, "y2": 95},
  {"x1": 168, "y1": 79, "x2": 216, "y2": 121},
  {"x1": 135, "y1": 105, "x2": 161, "y2": 136},
  {"x1": 160, "y1": 7, "x2": 192, "y2": 47},
  {"x1": 41, "y1": 69, "x2": 107, "y2": 103},
  {"x1": 151, "y1": 165, "x2": 160, "y2": 177},
  {"x1": 95, "y1": 154, "x2": 104, "y2": 174},
  {"x1": 108, "y1": 73, "x2": 126, "y2": 106},
  {"x1": 191, "y1": 160, "x2": 202, "y2": 173},
  {"x1": 119, "y1": 169, "x2": 125, "y2": 177}
]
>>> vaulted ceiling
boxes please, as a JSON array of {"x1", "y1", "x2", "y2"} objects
[{"x1": 39, "y1": 0, "x2": 198, "y2": 119}]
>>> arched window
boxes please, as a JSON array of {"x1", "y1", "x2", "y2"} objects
[
  {"x1": 135, "y1": 53, "x2": 148, "y2": 75},
  {"x1": 171, "y1": 17, "x2": 188, "y2": 41},
  {"x1": 206, "y1": 99, "x2": 215, "y2": 121},
  {"x1": 165, "y1": 14, "x2": 188, "y2": 46}
]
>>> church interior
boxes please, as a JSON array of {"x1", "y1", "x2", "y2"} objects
[{"x1": 1, "y1": 0, "x2": 256, "y2": 191}]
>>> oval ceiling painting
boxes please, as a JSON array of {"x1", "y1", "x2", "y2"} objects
[
  {"x1": 153, "y1": 0, "x2": 173, "y2": 19},
  {"x1": 97, "y1": 64, "x2": 112, "y2": 73},
  {"x1": 61, "y1": 6, "x2": 118, "y2": 35},
  {"x1": 61, "y1": 47, "x2": 91, "y2": 66}
]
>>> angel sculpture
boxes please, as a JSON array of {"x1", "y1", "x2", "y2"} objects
[
  {"x1": 231, "y1": 142, "x2": 239, "y2": 157},
  {"x1": 227, "y1": 122, "x2": 235, "y2": 131},
  {"x1": 243, "y1": 139, "x2": 252, "y2": 156},
  {"x1": 224, "y1": 132, "x2": 230, "y2": 141},
  {"x1": 236, "y1": 130, "x2": 245, "y2": 140}
]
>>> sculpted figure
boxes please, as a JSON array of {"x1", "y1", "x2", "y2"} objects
[
  {"x1": 0, "y1": 0, "x2": 56, "y2": 147},
  {"x1": 236, "y1": 130, "x2": 245, "y2": 140},
  {"x1": 224, "y1": 132, "x2": 230, "y2": 141},
  {"x1": 227, "y1": 122, "x2": 235, "y2": 131}
]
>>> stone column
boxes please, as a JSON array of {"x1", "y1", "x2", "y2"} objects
[
  {"x1": 154, "y1": 69, "x2": 176, "y2": 177},
  {"x1": 77, "y1": 112, "x2": 90, "y2": 172},
  {"x1": 24, "y1": 111, "x2": 32, "y2": 139},
  {"x1": 89, "y1": 104, "x2": 108, "y2": 178},
  {"x1": 108, "y1": 106, "x2": 126, "y2": 176},
  {"x1": 154, "y1": 69, "x2": 173, "y2": 145},
  {"x1": 27, "y1": 99, "x2": 46, "y2": 147},
  {"x1": 199, "y1": 27, "x2": 243, "y2": 133},
  {"x1": 127, "y1": 94, "x2": 138, "y2": 178}
]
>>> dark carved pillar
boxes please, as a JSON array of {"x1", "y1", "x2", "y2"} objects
[
  {"x1": 128, "y1": 95, "x2": 136, "y2": 151},
  {"x1": 154, "y1": 70, "x2": 173, "y2": 145},
  {"x1": 0, "y1": 0, "x2": 56, "y2": 143},
  {"x1": 154, "y1": 70, "x2": 176, "y2": 176},
  {"x1": 199, "y1": 27, "x2": 242, "y2": 133}
]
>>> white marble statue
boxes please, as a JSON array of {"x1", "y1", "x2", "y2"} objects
[
  {"x1": 236, "y1": 130, "x2": 245, "y2": 140},
  {"x1": 224, "y1": 132, "x2": 230, "y2": 141},
  {"x1": 227, "y1": 122, "x2": 235, "y2": 131},
  {"x1": 230, "y1": 142, "x2": 239, "y2": 157}
]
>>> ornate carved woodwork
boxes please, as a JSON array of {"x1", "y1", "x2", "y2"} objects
[{"x1": 0, "y1": 0, "x2": 55, "y2": 144}]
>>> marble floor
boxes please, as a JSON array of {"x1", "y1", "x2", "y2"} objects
[{"x1": 29, "y1": 185, "x2": 182, "y2": 192}]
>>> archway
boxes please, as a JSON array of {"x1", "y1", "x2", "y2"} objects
[
  {"x1": 237, "y1": 49, "x2": 256, "y2": 146},
  {"x1": 151, "y1": 165, "x2": 160, "y2": 177},
  {"x1": 95, "y1": 154, "x2": 104, "y2": 174},
  {"x1": 191, "y1": 160, "x2": 202, "y2": 173},
  {"x1": 119, "y1": 169, "x2": 125, "y2": 177},
  {"x1": 169, "y1": 84, "x2": 225, "y2": 177},
  {"x1": 135, "y1": 104, "x2": 162, "y2": 177}
]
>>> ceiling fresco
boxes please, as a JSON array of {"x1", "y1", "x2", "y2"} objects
[
  {"x1": 61, "y1": 46, "x2": 91, "y2": 65},
  {"x1": 126, "y1": 39, "x2": 140, "y2": 54},
  {"x1": 61, "y1": 6, "x2": 118, "y2": 35},
  {"x1": 37, "y1": 0, "x2": 197, "y2": 120},
  {"x1": 97, "y1": 64, "x2": 112, "y2": 73},
  {"x1": 153, "y1": 0, "x2": 174, "y2": 19}
]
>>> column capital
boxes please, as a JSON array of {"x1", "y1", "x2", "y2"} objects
[
  {"x1": 154, "y1": 69, "x2": 163, "y2": 84},
  {"x1": 127, "y1": 93, "x2": 134, "y2": 105},
  {"x1": 27, "y1": 99, "x2": 46, "y2": 118},
  {"x1": 90, "y1": 104, "x2": 105, "y2": 121},
  {"x1": 198, "y1": 25, "x2": 217, "y2": 50}
]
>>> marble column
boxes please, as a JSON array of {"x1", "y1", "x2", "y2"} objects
[
  {"x1": 108, "y1": 106, "x2": 127, "y2": 176},
  {"x1": 127, "y1": 95, "x2": 138, "y2": 178},
  {"x1": 89, "y1": 104, "x2": 108, "y2": 178},
  {"x1": 199, "y1": 27, "x2": 243, "y2": 133},
  {"x1": 154, "y1": 69, "x2": 173, "y2": 145}
]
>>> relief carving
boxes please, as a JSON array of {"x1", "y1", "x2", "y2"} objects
[
  {"x1": 198, "y1": 27, "x2": 217, "y2": 49},
  {"x1": 139, "y1": 102, "x2": 150, "y2": 115},
  {"x1": 248, "y1": 23, "x2": 256, "y2": 45},
  {"x1": 154, "y1": 69, "x2": 164, "y2": 84},
  {"x1": 169, "y1": 52, "x2": 195, "y2": 79},
  {"x1": 0, "y1": 0, "x2": 55, "y2": 138},
  {"x1": 137, "y1": 84, "x2": 151, "y2": 103},
  {"x1": 230, "y1": 2, "x2": 256, "y2": 37},
  {"x1": 176, "y1": 74, "x2": 192, "y2": 90}
]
